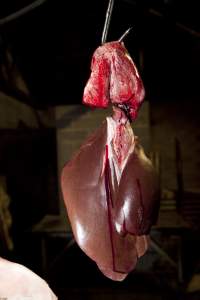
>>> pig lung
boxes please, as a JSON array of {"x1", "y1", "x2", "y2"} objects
[
  {"x1": 83, "y1": 41, "x2": 145, "y2": 121},
  {"x1": 61, "y1": 120, "x2": 159, "y2": 281}
]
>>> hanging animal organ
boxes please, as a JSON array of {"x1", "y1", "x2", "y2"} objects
[{"x1": 61, "y1": 41, "x2": 159, "y2": 281}]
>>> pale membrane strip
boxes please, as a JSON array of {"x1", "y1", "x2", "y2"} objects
[{"x1": 106, "y1": 116, "x2": 135, "y2": 184}]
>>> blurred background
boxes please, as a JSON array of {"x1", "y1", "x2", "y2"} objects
[{"x1": 0, "y1": 0, "x2": 200, "y2": 299}]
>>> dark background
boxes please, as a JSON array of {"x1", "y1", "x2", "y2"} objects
[
  {"x1": 1, "y1": 0, "x2": 200, "y2": 106},
  {"x1": 0, "y1": 1, "x2": 200, "y2": 299}
]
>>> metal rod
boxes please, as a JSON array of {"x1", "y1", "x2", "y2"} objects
[
  {"x1": 101, "y1": 0, "x2": 115, "y2": 44},
  {"x1": 175, "y1": 138, "x2": 183, "y2": 212},
  {"x1": 118, "y1": 27, "x2": 132, "y2": 42},
  {"x1": 0, "y1": 0, "x2": 47, "y2": 26}
]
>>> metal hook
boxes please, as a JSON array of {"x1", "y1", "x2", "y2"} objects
[
  {"x1": 118, "y1": 27, "x2": 133, "y2": 42},
  {"x1": 101, "y1": 0, "x2": 132, "y2": 45},
  {"x1": 101, "y1": 0, "x2": 115, "y2": 44}
]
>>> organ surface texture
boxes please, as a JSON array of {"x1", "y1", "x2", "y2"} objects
[{"x1": 61, "y1": 41, "x2": 159, "y2": 281}]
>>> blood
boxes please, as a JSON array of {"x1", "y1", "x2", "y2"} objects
[{"x1": 104, "y1": 145, "x2": 116, "y2": 272}]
